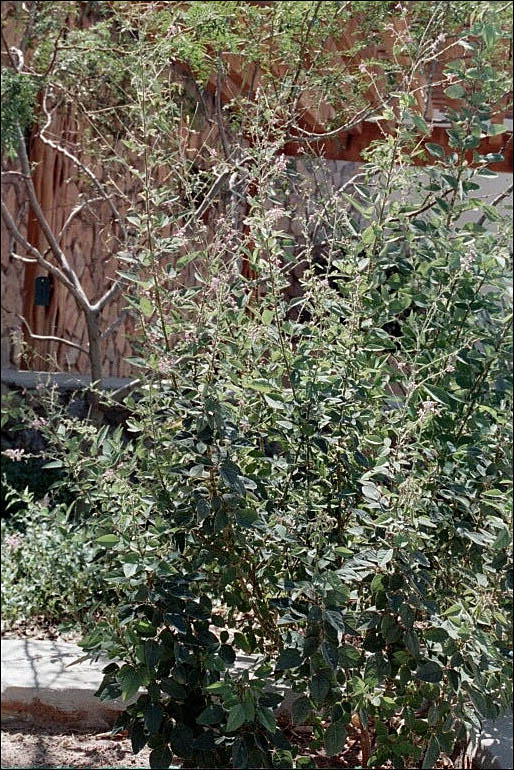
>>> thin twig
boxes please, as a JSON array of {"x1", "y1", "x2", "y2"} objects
[
  {"x1": 17, "y1": 314, "x2": 89, "y2": 355},
  {"x1": 1, "y1": 200, "x2": 80, "y2": 299},
  {"x1": 476, "y1": 182, "x2": 513, "y2": 227}
]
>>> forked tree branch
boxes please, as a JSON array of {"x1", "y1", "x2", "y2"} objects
[
  {"x1": 17, "y1": 314, "x2": 89, "y2": 355},
  {"x1": 476, "y1": 182, "x2": 513, "y2": 227}
]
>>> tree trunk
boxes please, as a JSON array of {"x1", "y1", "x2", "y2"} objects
[{"x1": 86, "y1": 308, "x2": 103, "y2": 422}]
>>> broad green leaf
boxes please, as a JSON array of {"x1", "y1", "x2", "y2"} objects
[
  {"x1": 257, "y1": 707, "x2": 276, "y2": 733},
  {"x1": 197, "y1": 704, "x2": 224, "y2": 725},
  {"x1": 144, "y1": 640, "x2": 162, "y2": 669},
  {"x1": 416, "y1": 661, "x2": 443, "y2": 683},
  {"x1": 425, "y1": 143, "x2": 445, "y2": 159},
  {"x1": 130, "y1": 721, "x2": 147, "y2": 754},
  {"x1": 226, "y1": 703, "x2": 246, "y2": 732},
  {"x1": 292, "y1": 696, "x2": 312, "y2": 725},
  {"x1": 405, "y1": 630, "x2": 421, "y2": 659},
  {"x1": 276, "y1": 648, "x2": 302, "y2": 671},
  {"x1": 149, "y1": 745, "x2": 173, "y2": 770},
  {"x1": 96, "y1": 534, "x2": 120, "y2": 546},
  {"x1": 487, "y1": 123, "x2": 508, "y2": 137},
  {"x1": 232, "y1": 737, "x2": 248, "y2": 769},
  {"x1": 144, "y1": 703, "x2": 164, "y2": 734},
  {"x1": 310, "y1": 671, "x2": 331, "y2": 704},
  {"x1": 422, "y1": 735, "x2": 440, "y2": 769},
  {"x1": 117, "y1": 665, "x2": 143, "y2": 701},
  {"x1": 139, "y1": 297, "x2": 154, "y2": 318},
  {"x1": 412, "y1": 113, "x2": 430, "y2": 135},
  {"x1": 220, "y1": 460, "x2": 246, "y2": 496},
  {"x1": 325, "y1": 721, "x2": 347, "y2": 756},
  {"x1": 444, "y1": 84, "x2": 465, "y2": 99}
]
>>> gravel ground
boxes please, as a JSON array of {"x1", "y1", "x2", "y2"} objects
[{"x1": 0, "y1": 720, "x2": 152, "y2": 769}]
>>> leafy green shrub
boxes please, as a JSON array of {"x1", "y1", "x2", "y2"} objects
[
  {"x1": 0, "y1": 456, "x2": 65, "y2": 516},
  {"x1": 1, "y1": 68, "x2": 37, "y2": 159},
  {"x1": 2, "y1": 4, "x2": 512, "y2": 769},
  {"x1": 1, "y1": 489, "x2": 106, "y2": 627}
]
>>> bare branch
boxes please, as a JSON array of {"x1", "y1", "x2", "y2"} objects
[
  {"x1": 57, "y1": 196, "x2": 105, "y2": 242},
  {"x1": 15, "y1": 128, "x2": 91, "y2": 309},
  {"x1": 1, "y1": 199, "x2": 80, "y2": 298},
  {"x1": 216, "y1": 52, "x2": 231, "y2": 161},
  {"x1": 476, "y1": 182, "x2": 513, "y2": 227},
  {"x1": 17, "y1": 314, "x2": 89, "y2": 355},
  {"x1": 92, "y1": 278, "x2": 124, "y2": 313},
  {"x1": 38, "y1": 94, "x2": 128, "y2": 243},
  {"x1": 110, "y1": 378, "x2": 142, "y2": 402}
]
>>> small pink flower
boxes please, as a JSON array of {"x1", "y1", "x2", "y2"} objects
[
  {"x1": 461, "y1": 251, "x2": 476, "y2": 272},
  {"x1": 3, "y1": 448, "x2": 25, "y2": 462},
  {"x1": 5, "y1": 534, "x2": 22, "y2": 549},
  {"x1": 158, "y1": 356, "x2": 176, "y2": 375},
  {"x1": 275, "y1": 155, "x2": 288, "y2": 172},
  {"x1": 30, "y1": 417, "x2": 47, "y2": 429},
  {"x1": 103, "y1": 469, "x2": 116, "y2": 481},
  {"x1": 267, "y1": 208, "x2": 287, "y2": 224}
]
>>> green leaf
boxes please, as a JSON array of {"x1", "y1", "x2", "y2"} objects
[
  {"x1": 149, "y1": 745, "x2": 173, "y2": 769},
  {"x1": 117, "y1": 665, "x2": 143, "y2": 701},
  {"x1": 444, "y1": 84, "x2": 465, "y2": 99},
  {"x1": 292, "y1": 696, "x2": 312, "y2": 725},
  {"x1": 310, "y1": 671, "x2": 331, "y2": 704},
  {"x1": 144, "y1": 703, "x2": 164, "y2": 734},
  {"x1": 220, "y1": 460, "x2": 246, "y2": 496},
  {"x1": 325, "y1": 721, "x2": 347, "y2": 757},
  {"x1": 214, "y1": 508, "x2": 229, "y2": 532},
  {"x1": 219, "y1": 644, "x2": 236, "y2": 665},
  {"x1": 377, "y1": 548, "x2": 393, "y2": 567},
  {"x1": 361, "y1": 226, "x2": 376, "y2": 245},
  {"x1": 160, "y1": 678, "x2": 186, "y2": 700},
  {"x1": 488, "y1": 123, "x2": 508, "y2": 137},
  {"x1": 227, "y1": 703, "x2": 247, "y2": 732},
  {"x1": 276, "y1": 648, "x2": 302, "y2": 671},
  {"x1": 144, "y1": 640, "x2": 163, "y2": 669},
  {"x1": 232, "y1": 737, "x2": 249, "y2": 769},
  {"x1": 324, "y1": 610, "x2": 346, "y2": 633},
  {"x1": 139, "y1": 297, "x2": 154, "y2": 318},
  {"x1": 95, "y1": 534, "x2": 120, "y2": 547},
  {"x1": 242, "y1": 694, "x2": 255, "y2": 722},
  {"x1": 425, "y1": 143, "x2": 445, "y2": 159},
  {"x1": 341, "y1": 192, "x2": 373, "y2": 218},
  {"x1": 122, "y1": 562, "x2": 139, "y2": 578},
  {"x1": 197, "y1": 704, "x2": 225, "y2": 725},
  {"x1": 423, "y1": 385, "x2": 454, "y2": 406},
  {"x1": 416, "y1": 661, "x2": 443, "y2": 683},
  {"x1": 169, "y1": 725, "x2": 194, "y2": 757},
  {"x1": 339, "y1": 644, "x2": 361, "y2": 668},
  {"x1": 257, "y1": 707, "x2": 276, "y2": 733},
  {"x1": 405, "y1": 630, "x2": 421, "y2": 659},
  {"x1": 400, "y1": 605, "x2": 415, "y2": 629},
  {"x1": 245, "y1": 378, "x2": 272, "y2": 393},
  {"x1": 130, "y1": 721, "x2": 147, "y2": 754},
  {"x1": 362, "y1": 482, "x2": 381, "y2": 501},
  {"x1": 321, "y1": 641, "x2": 338, "y2": 670},
  {"x1": 422, "y1": 736, "x2": 440, "y2": 769},
  {"x1": 412, "y1": 113, "x2": 430, "y2": 135}
]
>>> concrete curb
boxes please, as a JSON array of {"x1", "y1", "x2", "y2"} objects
[
  {"x1": 473, "y1": 714, "x2": 513, "y2": 769},
  {"x1": 0, "y1": 640, "x2": 263, "y2": 731},
  {"x1": 1, "y1": 640, "x2": 512, "y2": 769}
]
